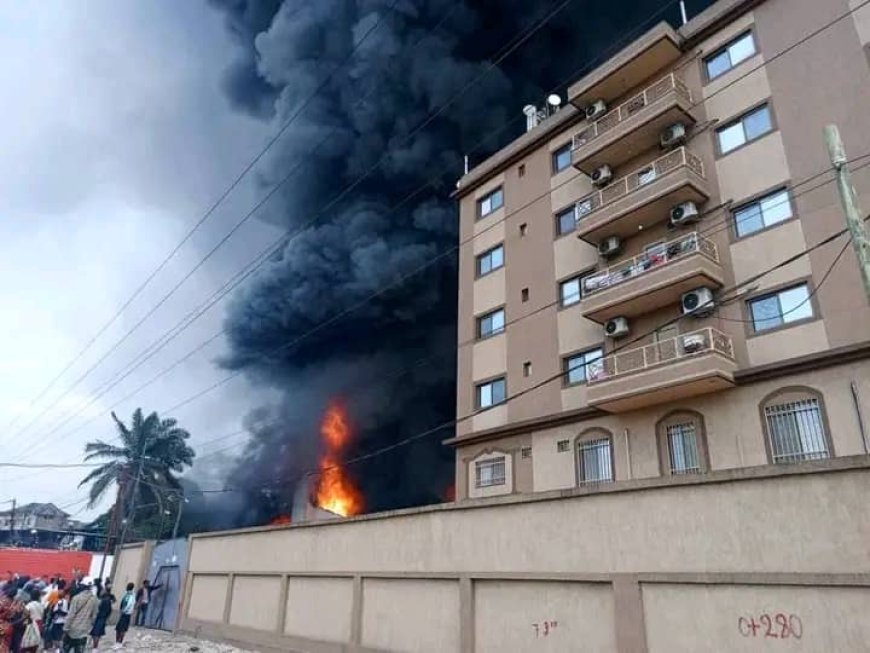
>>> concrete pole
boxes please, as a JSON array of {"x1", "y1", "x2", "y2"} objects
[{"x1": 825, "y1": 124, "x2": 870, "y2": 302}]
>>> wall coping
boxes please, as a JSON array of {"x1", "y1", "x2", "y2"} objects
[{"x1": 187, "y1": 455, "x2": 870, "y2": 541}]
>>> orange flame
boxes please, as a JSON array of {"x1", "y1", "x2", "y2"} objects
[
  {"x1": 269, "y1": 515, "x2": 291, "y2": 526},
  {"x1": 313, "y1": 402, "x2": 364, "y2": 517}
]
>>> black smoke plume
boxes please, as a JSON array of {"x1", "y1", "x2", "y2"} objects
[{"x1": 202, "y1": 0, "x2": 706, "y2": 526}]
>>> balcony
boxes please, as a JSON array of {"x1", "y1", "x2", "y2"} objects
[
  {"x1": 571, "y1": 74, "x2": 697, "y2": 175},
  {"x1": 568, "y1": 23, "x2": 682, "y2": 109},
  {"x1": 580, "y1": 232, "x2": 724, "y2": 323},
  {"x1": 586, "y1": 328, "x2": 737, "y2": 412},
  {"x1": 573, "y1": 147, "x2": 710, "y2": 245}
]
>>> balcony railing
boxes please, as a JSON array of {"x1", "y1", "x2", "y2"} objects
[
  {"x1": 572, "y1": 73, "x2": 691, "y2": 151},
  {"x1": 587, "y1": 328, "x2": 734, "y2": 384},
  {"x1": 582, "y1": 232, "x2": 719, "y2": 296},
  {"x1": 572, "y1": 147, "x2": 705, "y2": 221}
]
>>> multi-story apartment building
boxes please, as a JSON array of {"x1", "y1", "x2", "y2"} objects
[{"x1": 449, "y1": 0, "x2": 870, "y2": 500}]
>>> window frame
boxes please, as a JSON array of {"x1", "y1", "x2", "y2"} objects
[
  {"x1": 745, "y1": 280, "x2": 816, "y2": 336},
  {"x1": 574, "y1": 429, "x2": 615, "y2": 485},
  {"x1": 474, "y1": 456, "x2": 507, "y2": 488},
  {"x1": 476, "y1": 307, "x2": 506, "y2": 340},
  {"x1": 715, "y1": 102, "x2": 775, "y2": 157},
  {"x1": 558, "y1": 270, "x2": 594, "y2": 308},
  {"x1": 703, "y1": 30, "x2": 757, "y2": 82},
  {"x1": 551, "y1": 142, "x2": 572, "y2": 175},
  {"x1": 563, "y1": 347, "x2": 605, "y2": 386},
  {"x1": 554, "y1": 204, "x2": 577, "y2": 237},
  {"x1": 759, "y1": 387, "x2": 834, "y2": 465},
  {"x1": 476, "y1": 187, "x2": 504, "y2": 219},
  {"x1": 731, "y1": 186, "x2": 795, "y2": 239},
  {"x1": 475, "y1": 244, "x2": 504, "y2": 278},
  {"x1": 475, "y1": 376, "x2": 507, "y2": 410},
  {"x1": 656, "y1": 410, "x2": 710, "y2": 476}
]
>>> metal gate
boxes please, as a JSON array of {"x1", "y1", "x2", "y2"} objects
[{"x1": 143, "y1": 538, "x2": 188, "y2": 631}]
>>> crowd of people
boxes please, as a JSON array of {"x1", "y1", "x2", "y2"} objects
[{"x1": 0, "y1": 573, "x2": 160, "y2": 652}]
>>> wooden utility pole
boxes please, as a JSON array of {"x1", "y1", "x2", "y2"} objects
[{"x1": 825, "y1": 124, "x2": 870, "y2": 302}]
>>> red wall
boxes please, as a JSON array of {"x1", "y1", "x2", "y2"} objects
[{"x1": 0, "y1": 548, "x2": 92, "y2": 581}]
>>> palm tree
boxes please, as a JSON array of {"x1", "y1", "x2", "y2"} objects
[{"x1": 79, "y1": 408, "x2": 195, "y2": 533}]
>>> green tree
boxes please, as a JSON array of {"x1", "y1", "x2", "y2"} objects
[{"x1": 79, "y1": 408, "x2": 195, "y2": 535}]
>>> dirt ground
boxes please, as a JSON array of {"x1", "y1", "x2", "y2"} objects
[{"x1": 101, "y1": 627, "x2": 258, "y2": 652}]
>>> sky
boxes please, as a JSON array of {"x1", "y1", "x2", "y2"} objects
[{"x1": 0, "y1": 1, "x2": 283, "y2": 520}]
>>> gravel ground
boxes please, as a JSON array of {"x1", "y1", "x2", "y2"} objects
[{"x1": 94, "y1": 627, "x2": 259, "y2": 652}]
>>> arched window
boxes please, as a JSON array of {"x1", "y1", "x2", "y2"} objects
[
  {"x1": 657, "y1": 411, "x2": 709, "y2": 475},
  {"x1": 575, "y1": 429, "x2": 614, "y2": 485},
  {"x1": 761, "y1": 387, "x2": 832, "y2": 464}
]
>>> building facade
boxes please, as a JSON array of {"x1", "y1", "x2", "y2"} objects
[{"x1": 450, "y1": 0, "x2": 870, "y2": 500}]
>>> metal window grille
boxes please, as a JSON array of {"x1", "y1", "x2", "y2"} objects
[
  {"x1": 556, "y1": 439, "x2": 570, "y2": 453},
  {"x1": 765, "y1": 398, "x2": 829, "y2": 463},
  {"x1": 521, "y1": 446, "x2": 532, "y2": 459},
  {"x1": 475, "y1": 458, "x2": 506, "y2": 488},
  {"x1": 667, "y1": 422, "x2": 701, "y2": 474},
  {"x1": 578, "y1": 438, "x2": 613, "y2": 484}
]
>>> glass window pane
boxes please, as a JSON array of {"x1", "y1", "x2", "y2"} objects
[
  {"x1": 491, "y1": 189, "x2": 503, "y2": 211},
  {"x1": 705, "y1": 50, "x2": 731, "y2": 79},
  {"x1": 566, "y1": 356, "x2": 585, "y2": 384},
  {"x1": 728, "y1": 33, "x2": 756, "y2": 66},
  {"x1": 479, "y1": 384, "x2": 492, "y2": 407},
  {"x1": 717, "y1": 122, "x2": 745, "y2": 153},
  {"x1": 561, "y1": 278, "x2": 581, "y2": 306},
  {"x1": 743, "y1": 106, "x2": 772, "y2": 141},
  {"x1": 553, "y1": 145, "x2": 571, "y2": 173},
  {"x1": 490, "y1": 246, "x2": 503, "y2": 269},
  {"x1": 478, "y1": 254, "x2": 490, "y2": 275},
  {"x1": 557, "y1": 208, "x2": 575, "y2": 235},
  {"x1": 778, "y1": 285, "x2": 813, "y2": 323},
  {"x1": 750, "y1": 295, "x2": 783, "y2": 331},
  {"x1": 491, "y1": 310, "x2": 505, "y2": 333},
  {"x1": 492, "y1": 379, "x2": 506, "y2": 404},
  {"x1": 734, "y1": 202, "x2": 764, "y2": 237},
  {"x1": 759, "y1": 190, "x2": 792, "y2": 226}
]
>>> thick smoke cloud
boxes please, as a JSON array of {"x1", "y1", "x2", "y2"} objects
[{"x1": 205, "y1": 0, "x2": 698, "y2": 525}]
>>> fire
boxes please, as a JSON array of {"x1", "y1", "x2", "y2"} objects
[
  {"x1": 313, "y1": 402, "x2": 364, "y2": 517},
  {"x1": 269, "y1": 515, "x2": 291, "y2": 526}
]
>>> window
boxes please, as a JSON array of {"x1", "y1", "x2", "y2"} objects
[
  {"x1": 552, "y1": 143, "x2": 571, "y2": 174},
  {"x1": 748, "y1": 283, "x2": 813, "y2": 332},
  {"x1": 733, "y1": 188, "x2": 792, "y2": 237},
  {"x1": 476, "y1": 377, "x2": 506, "y2": 409},
  {"x1": 477, "y1": 187, "x2": 504, "y2": 218},
  {"x1": 521, "y1": 288, "x2": 529, "y2": 302},
  {"x1": 522, "y1": 361, "x2": 532, "y2": 377},
  {"x1": 557, "y1": 439, "x2": 570, "y2": 452},
  {"x1": 475, "y1": 457, "x2": 506, "y2": 487},
  {"x1": 521, "y1": 446, "x2": 532, "y2": 459},
  {"x1": 564, "y1": 348, "x2": 603, "y2": 385},
  {"x1": 476, "y1": 245, "x2": 504, "y2": 276},
  {"x1": 519, "y1": 223, "x2": 528, "y2": 237},
  {"x1": 518, "y1": 163, "x2": 526, "y2": 177},
  {"x1": 716, "y1": 104, "x2": 773, "y2": 154},
  {"x1": 765, "y1": 396, "x2": 830, "y2": 463},
  {"x1": 705, "y1": 31, "x2": 756, "y2": 80},
  {"x1": 555, "y1": 206, "x2": 576, "y2": 236},
  {"x1": 666, "y1": 422, "x2": 701, "y2": 474},
  {"x1": 559, "y1": 274, "x2": 586, "y2": 307},
  {"x1": 577, "y1": 437, "x2": 613, "y2": 484},
  {"x1": 477, "y1": 308, "x2": 505, "y2": 339}
]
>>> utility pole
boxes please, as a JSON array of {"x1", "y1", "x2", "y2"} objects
[
  {"x1": 114, "y1": 449, "x2": 147, "y2": 557},
  {"x1": 825, "y1": 124, "x2": 870, "y2": 301},
  {"x1": 97, "y1": 476, "x2": 124, "y2": 583}
]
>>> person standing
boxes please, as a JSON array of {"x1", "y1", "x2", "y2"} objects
[
  {"x1": 134, "y1": 579, "x2": 161, "y2": 627},
  {"x1": 20, "y1": 588, "x2": 45, "y2": 653},
  {"x1": 90, "y1": 590, "x2": 114, "y2": 650},
  {"x1": 62, "y1": 577, "x2": 98, "y2": 653},
  {"x1": 46, "y1": 589, "x2": 70, "y2": 652},
  {"x1": 114, "y1": 583, "x2": 136, "y2": 647}
]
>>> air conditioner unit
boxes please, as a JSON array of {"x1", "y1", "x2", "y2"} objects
[
  {"x1": 585, "y1": 100, "x2": 607, "y2": 121},
  {"x1": 669, "y1": 201, "x2": 700, "y2": 226},
  {"x1": 660, "y1": 122, "x2": 687, "y2": 149},
  {"x1": 681, "y1": 333, "x2": 708, "y2": 353},
  {"x1": 591, "y1": 164, "x2": 612, "y2": 187},
  {"x1": 681, "y1": 287, "x2": 715, "y2": 317},
  {"x1": 598, "y1": 235, "x2": 623, "y2": 258},
  {"x1": 604, "y1": 316, "x2": 630, "y2": 338}
]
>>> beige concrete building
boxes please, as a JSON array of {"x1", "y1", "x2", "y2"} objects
[{"x1": 450, "y1": 0, "x2": 870, "y2": 502}]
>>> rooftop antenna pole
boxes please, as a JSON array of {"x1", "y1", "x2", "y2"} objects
[{"x1": 679, "y1": 1, "x2": 688, "y2": 25}]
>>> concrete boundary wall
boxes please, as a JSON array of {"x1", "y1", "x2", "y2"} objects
[{"x1": 179, "y1": 458, "x2": 870, "y2": 652}]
